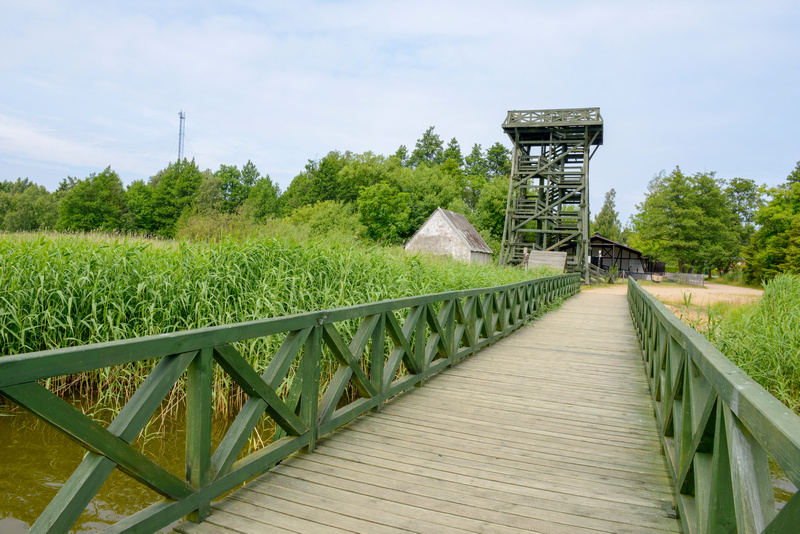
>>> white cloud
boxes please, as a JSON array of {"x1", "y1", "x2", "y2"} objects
[{"x1": 0, "y1": 0, "x2": 798, "y2": 219}]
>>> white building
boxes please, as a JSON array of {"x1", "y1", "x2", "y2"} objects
[{"x1": 404, "y1": 208, "x2": 493, "y2": 264}]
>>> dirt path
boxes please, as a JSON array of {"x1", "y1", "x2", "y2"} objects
[{"x1": 584, "y1": 280, "x2": 763, "y2": 307}]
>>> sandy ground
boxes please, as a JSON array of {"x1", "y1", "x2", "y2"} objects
[{"x1": 585, "y1": 280, "x2": 764, "y2": 307}]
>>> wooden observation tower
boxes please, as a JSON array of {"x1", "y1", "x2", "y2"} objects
[{"x1": 499, "y1": 108, "x2": 603, "y2": 283}]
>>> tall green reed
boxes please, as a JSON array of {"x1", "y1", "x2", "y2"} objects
[
  {"x1": 713, "y1": 274, "x2": 800, "y2": 413},
  {"x1": 0, "y1": 232, "x2": 558, "y2": 415}
]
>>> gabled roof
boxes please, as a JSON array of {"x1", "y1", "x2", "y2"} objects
[
  {"x1": 590, "y1": 233, "x2": 643, "y2": 256},
  {"x1": 407, "y1": 208, "x2": 493, "y2": 254}
]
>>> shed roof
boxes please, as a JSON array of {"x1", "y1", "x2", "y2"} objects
[
  {"x1": 590, "y1": 234, "x2": 644, "y2": 256},
  {"x1": 407, "y1": 208, "x2": 493, "y2": 254}
]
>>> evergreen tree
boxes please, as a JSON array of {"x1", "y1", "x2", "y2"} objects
[
  {"x1": 442, "y1": 137, "x2": 464, "y2": 167},
  {"x1": 592, "y1": 188, "x2": 622, "y2": 241},
  {"x1": 393, "y1": 145, "x2": 409, "y2": 166},
  {"x1": 408, "y1": 126, "x2": 444, "y2": 168},
  {"x1": 486, "y1": 142, "x2": 512, "y2": 178},
  {"x1": 465, "y1": 144, "x2": 487, "y2": 179}
]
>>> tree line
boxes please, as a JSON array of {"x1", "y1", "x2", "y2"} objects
[
  {"x1": 589, "y1": 162, "x2": 800, "y2": 283},
  {"x1": 0, "y1": 127, "x2": 512, "y2": 250}
]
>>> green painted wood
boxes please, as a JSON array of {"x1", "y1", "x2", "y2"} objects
[
  {"x1": 105, "y1": 436, "x2": 309, "y2": 534},
  {"x1": 629, "y1": 278, "x2": 800, "y2": 533},
  {"x1": 186, "y1": 348, "x2": 213, "y2": 522},
  {"x1": 301, "y1": 326, "x2": 321, "y2": 453},
  {"x1": 210, "y1": 328, "x2": 310, "y2": 481},
  {"x1": 2, "y1": 273, "x2": 581, "y2": 532},
  {"x1": 213, "y1": 344, "x2": 306, "y2": 436},
  {"x1": 370, "y1": 313, "x2": 385, "y2": 412},
  {"x1": 1, "y1": 382, "x2": 194, "y2": 500},
  {"x1": 0, "y1": 312, "x2": 324, "y2": 388},
  {"x1": 321, "y1": 320, "x2": 378, "y2": 398},
  {"x1": 29, "y1": 351, "x2": 196, "y2": 534},
  {"x1": 764, "y1": 493, "x2": 800, "y2": 533},
  {"x1": 384, "y1": 307, "x2": 420, "y2": 381}
]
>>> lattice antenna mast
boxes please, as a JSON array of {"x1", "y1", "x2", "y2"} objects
[
  {"x1": 499, "y1": 108, "x2": 603, "y2": 284},
  {"x1": 177, "y1": 111, "x2": 186, "y2": 164}
]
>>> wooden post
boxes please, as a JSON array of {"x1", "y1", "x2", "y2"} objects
[
  {"x1": 185, "y1": 347, "x2": 212, "y2": 522},
  {"x1": 301, "y1": 326, "x2": 321, "y2": 453}
]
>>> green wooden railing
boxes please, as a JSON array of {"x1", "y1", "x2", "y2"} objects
[
  {"x1": 628, "y1": 278, "x2": 800, "y2": 533},
  {"x1": 0, "y1": 273, "x2": 580, "y2": 533}
]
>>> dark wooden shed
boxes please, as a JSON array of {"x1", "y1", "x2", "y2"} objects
[{"x1": 586, "y1": 234, "x2": 664, "y2": 273}]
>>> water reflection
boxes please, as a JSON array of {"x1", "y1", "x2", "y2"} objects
[{"x1": 0, "y1": 404, "x2": 270, "y2": 532}]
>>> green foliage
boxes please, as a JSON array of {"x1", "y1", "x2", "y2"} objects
[
  {"x1": 4, "y1": 128, "x2": 514, "y2": 252},
  {"x1": 193, "y1": 174, "x2": 225, "y2": 214},
  {"x1": 408, "y1": 126, "x2": 444, "y2": 168},
  {"x1": 474, "y1": 176, "x2": 510, "y2": 239},
  {"x1": 242, "y1": 175, "x2": 280, "y2": 221},
  {"x1": 630, "y1": 167, "x2": 740, "y2": 273},
  {"x1": 357, "y1": 182, "x2": 411, "y2": 243},
  {"x1": 215, "y1": 164, "x2": 246, "y2": 212},
  {"x1": 724, "y1": 176, "x2": 764, "y2": 250},
  {"x1": 0, "y1": 231, "x2": 557, "y2": 409},
  {"x1": 0, "y1": 178, "x2": 36, "y2": 195},
  {"x1": 0, "y1": 182, "x2": 58, "y2": 231},
  {"x1": 485, "y1": 142, "x2": 512, "y2": 178},
  {"x1": 289, "y1": 200, "x2": 362, "y2": 238},
  {"x1": 713, "y1": 275, "x2": 800, "y2": 413},
  {"x1": 591, "y1": 188, "x2": 622, "y2": 241},
  {"x1": 442, "y1": 137, "x2": 464, "y2": 167},
  {"x1": 393, "y1": 145, "x2": 409, "y2": 166},
  {"x1": 309, "y1": 151, "x2": 349, "y2": 203},
  {"x1": 788, "y1": 160, "x2": 800, "y2": 184},
  {"x1": 336, "y1": 152, "x2": 390, "y2": 204},
  {"x1": 744, "y1": 181, "x2": 800, "y2": 283},
  {"x1": 57, "y1": 166, "x2": 125, "y2": 232},
  {"x1": 465, "y1": 144, "x2": 488, "y2": 179},
  {"x1": 280, "y1": 152, "x2": 351, "y2": 212},
  {"x1": 142, "y1": 159, "x2": 204, "y2": 237},
  {"x1": 123, "y1": 180, "x2": 156, "y2": 232}
]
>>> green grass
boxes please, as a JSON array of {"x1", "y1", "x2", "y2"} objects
[{"x1": 0, "y1": 231, "x2": 559, "y2": 414}]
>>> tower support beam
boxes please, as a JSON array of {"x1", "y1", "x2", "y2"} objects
[{"x1": 499, "y1": 108, "x2": 603, "y2": 284}]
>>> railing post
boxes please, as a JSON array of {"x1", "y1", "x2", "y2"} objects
[
  {"x1": 445, "y1": 299, "x2": 456, "y2": 365},
  {"x1": 370, "y1": 313, "x2": 385, "y2": 411},
  {"x1": 301, "y1": 326, "x2": 321, "y2": 452},
  {"x1": 185, "y1": 347, "x2": 213, "y2": 522},
  {"x1": 415, "y1": 304, "x2": 427, "y2": 384}
]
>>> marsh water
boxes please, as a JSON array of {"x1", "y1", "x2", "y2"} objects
[
  {"x1": 0, "y1": 405, "x2": 796, "y2": 532},
  {"x1": 0, "y1": 405, "x2": 254, "y2": 533}
]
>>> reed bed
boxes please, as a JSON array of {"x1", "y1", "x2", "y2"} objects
[
  {"x1": 0, "y1": 232, "x2": 557, "y2": 415},
  {"x1": 713, "y1": 274, "x2": 800, "y2": 413}
]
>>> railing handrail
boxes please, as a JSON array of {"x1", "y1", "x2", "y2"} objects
[
  {"x1": 1, "y1": 272, "x2": 581, "y2": 533},
  {"x1": 0, "y1": 275, "x2": 565, "y2": 388},
  {"x1": 628, "y1": 278, "x2": 800, "y2": 533}
]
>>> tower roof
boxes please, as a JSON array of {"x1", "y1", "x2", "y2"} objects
[{"x1": 502, "y1": 108, "x2": 603, "y2": 145}]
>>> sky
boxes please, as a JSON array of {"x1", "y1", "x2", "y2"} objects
[{"x1": 1, "y1": 0, "x2": 799, "y2": 224}]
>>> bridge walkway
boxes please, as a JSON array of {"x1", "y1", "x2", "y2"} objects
[{"x1": 178, "y1": 290, "x2": 682, "y2": 534}]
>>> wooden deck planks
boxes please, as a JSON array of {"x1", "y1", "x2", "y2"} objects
[{"x1": 177, "y1": 289, "x2": 682, "y2": 534}]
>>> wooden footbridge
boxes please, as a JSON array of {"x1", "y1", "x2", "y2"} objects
[{"x1": 2, "y1": 275, "x2": 799, "y2": 533}]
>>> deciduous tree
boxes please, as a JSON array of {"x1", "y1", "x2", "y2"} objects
[{"x1": 57, "y1": 166, "x2": 125, "y2": 231}]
